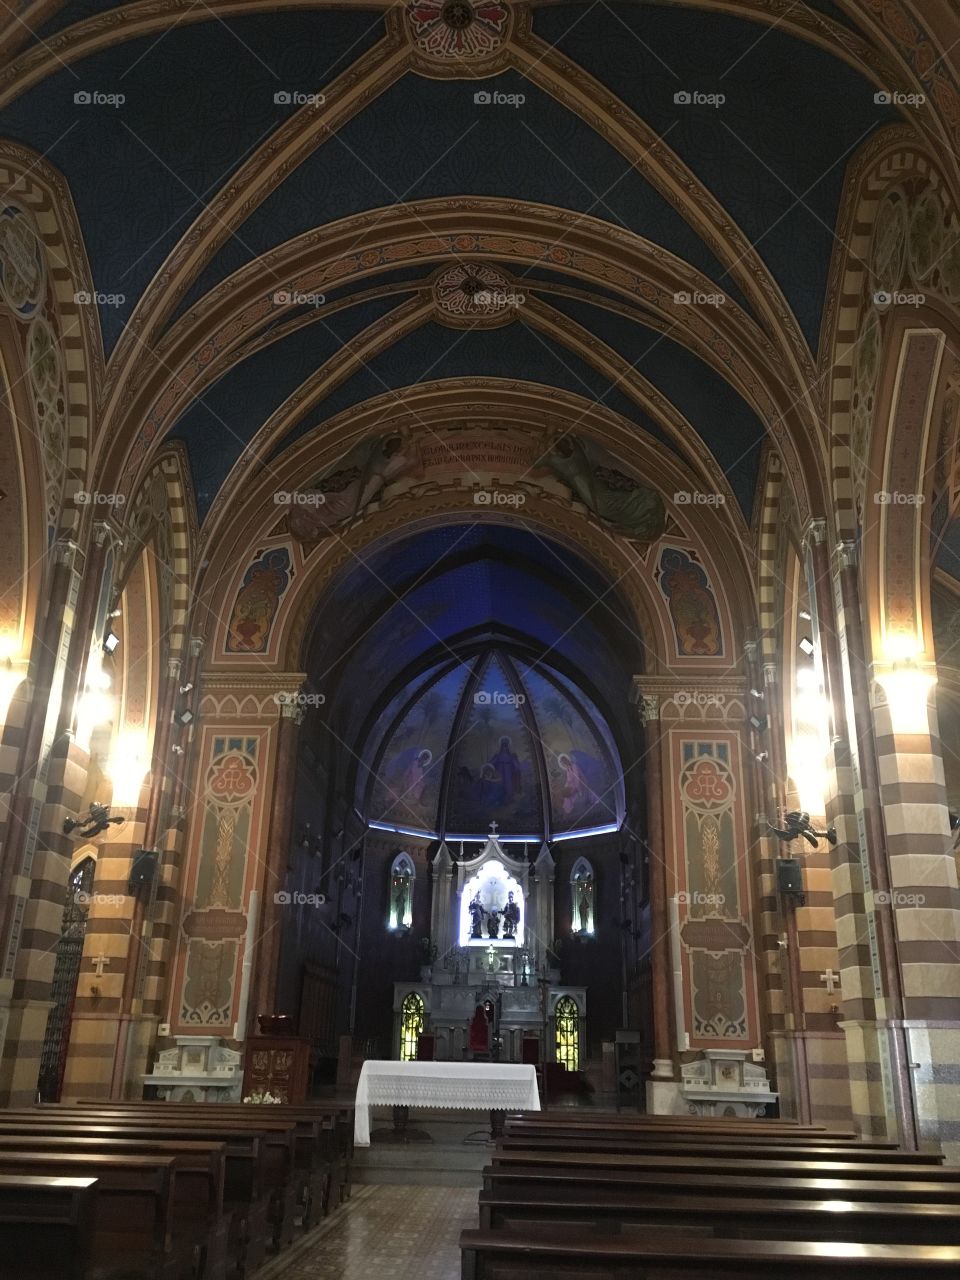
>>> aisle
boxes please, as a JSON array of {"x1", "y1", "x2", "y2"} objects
[{"x1": 256, "y1": 1184, "x2": 477, "y2": 1280}]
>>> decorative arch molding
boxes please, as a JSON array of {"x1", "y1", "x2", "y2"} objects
[
  {"x1": 200, "y1": 377, "x2": 752, "y2": 558},
  {"x1": 0, "y1": 144, "x2": 101, "y2": 536},
  {"x1": 119, "y1": 444, "x2": 197, "y2": 661},
  {"x1": 0, "y1": 317, "x2": 47, "y2": 674},
  {"x1": 860, "y1": 309, "x2": 959, "y2": 667},
  {"x1": 822, "y1": 127, "x2": 960, "y2": 539},
  {"x1": 92, "y1": 22, "x2": 838, "y2": 471},
  {"x1": 194, "y1": 386, "x2": 750, "y2": 661},
  {"x1": 102, "y1": 201, "x2": 823, "y2": 520}
]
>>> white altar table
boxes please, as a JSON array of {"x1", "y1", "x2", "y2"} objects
[{"x1": 353, "y1": 1059, "x2": 540, "y2": 1145}]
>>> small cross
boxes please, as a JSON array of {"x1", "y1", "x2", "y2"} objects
[
  {"x1": 489, "y1": 820, "x2": 499, "y2": 835},
  {"x1": 92, "y1": 953, "x2": 110, "y2": 978},
  {"x1": 820, "y1": 968, "x2": 839, "y2": 995}
]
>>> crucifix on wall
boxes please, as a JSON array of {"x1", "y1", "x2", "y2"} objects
[
  {"x1": 92, "y1": 953, "x2": 110, "y2": 978},
  {"x1": 819, "y1": 968, "x2": 839, "y2": 995}
]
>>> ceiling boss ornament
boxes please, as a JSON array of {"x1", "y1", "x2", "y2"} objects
[
  {"x1": 432, "y1": 262, "x2": 521, "y2": 327},
  {"x1": 406, "y1": 0, "x2": 514, "y2": 76}
]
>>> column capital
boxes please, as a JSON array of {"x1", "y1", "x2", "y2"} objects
[
  {"x1": 834, "y1": 540, "x2": 858, "y2": 572},
  {"x1": 638, "y1": 694, "x2": 660, "y2": 724},
  {"x1": 52, "y1": 538, "x2": 82, "y2": 567},
  {"x1": 189, "y1": 635, "x2": 204, "y2": 658},
  {"x1": 762, "y1": 661, "x2": 779, "y2": 688},
  {"x1": 803, "y1": 517, "x2": 828, "y2": 549},
  {"x1": 166, "y1": 656, "x2": 182, "y2": 681},
  {"x1": 743, "y1": 639, "x2": 759, "y2": 663}
]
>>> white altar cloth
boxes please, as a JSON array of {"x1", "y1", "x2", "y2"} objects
[{"x1": 353, "y1": 1060, "x2": 540, "y2": 1146}]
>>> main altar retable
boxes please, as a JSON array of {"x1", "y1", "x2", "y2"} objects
[{"x1": 393, "y1": 829, "x2": 585, "y2": 1062}]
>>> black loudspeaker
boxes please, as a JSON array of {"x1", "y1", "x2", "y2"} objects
[
  {"x1": 776, "y1": 857, "x2": 804, "y2": 896},
  {"x1": 129, "y1": 849, "x2": 159, "y2": 891}
]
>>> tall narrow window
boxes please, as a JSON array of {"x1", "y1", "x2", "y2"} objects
[
  {"x1": 399, "y1": 991, "x2": 425, "y2": 1061},
  {"x1": 570, "y1": 857, "x2": 595, "y2": 935},
  {"x1": 388, "y1": 852, "x2": 414, "y2": 930},
  {"x1": 555, "y1": 995, "x2": 580, "y2": 1071}
]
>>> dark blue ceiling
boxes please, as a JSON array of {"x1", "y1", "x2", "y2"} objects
[
  {"x1": 307, "y1": 525, "x2": 640, "y2": 829},
  {"x1": 1, "y1": 10, "x2": 386, "y2": 351},
  {"x1": 169, "y1": 293, "x2": 405, "y2": 516},
  {"x1": 534, "y1": 3, "x2": 897, "y2": 348},
  {"x1": 272, "y1": 318, "x2": 680, "y2": 461},
  {"x1": 175, "y1": 69, "x2": 741, "y2": 317},
  {"x1": 545, "y1": 294, "x2": 766, "y2": 515}
]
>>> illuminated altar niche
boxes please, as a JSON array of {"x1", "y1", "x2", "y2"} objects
[{"x1": 458, "y1": 859, "x2": 524, "y2": 947}]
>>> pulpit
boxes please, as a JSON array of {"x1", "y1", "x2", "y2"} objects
[{"x1": 242, "y1": 1035, "x2": 314, "y2": 1102}]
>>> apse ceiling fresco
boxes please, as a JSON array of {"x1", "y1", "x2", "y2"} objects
[{"x1": 0, "y1": 0, "x2": 917, "y2": 532}]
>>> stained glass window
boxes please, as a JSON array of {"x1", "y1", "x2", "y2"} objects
[
  {"x1": 555, "y1": 995, "x2": 580, "y2": 1071},
  {"x1": 399, "y1": 991, "x2": 425, "y2": 1061}
]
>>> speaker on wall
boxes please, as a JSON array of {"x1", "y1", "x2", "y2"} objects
[
  {"x1": 129, "y1": 848, "x2": 159, "y2": 892},
  {"x1": 776, "y1": 857, "x2": 804, "y2": 896}
]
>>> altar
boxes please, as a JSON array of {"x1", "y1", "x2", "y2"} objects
[
  {"x1": 354, "y1": 1059, "x2": 540, "y2": 1145},
  {"x1": 393, "y1": 827, "x2": 586, "y2": 1064}
]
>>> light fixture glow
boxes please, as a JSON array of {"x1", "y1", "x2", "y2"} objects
[
  {"x1": 103, "y1": 631, "x2": 120, "y2": 654},
  {"x1": 106, "y1": 729, "x2": 150, "y2": 807},
  {"x1": 798, "y1": 636, "x2": 815, "y2": 656}
]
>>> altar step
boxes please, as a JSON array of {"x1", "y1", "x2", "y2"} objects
[{"x1": 353, "y1": 1111, "x2": 494, "y2": 1186}]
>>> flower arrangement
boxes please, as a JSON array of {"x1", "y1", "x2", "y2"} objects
[{"x1": 242, "y1": 1090, "x2": 283, "y2": 1104}]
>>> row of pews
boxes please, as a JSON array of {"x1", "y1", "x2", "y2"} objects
[
  {"x1": 460, "y1": 1110, "x2": 960, "y2": 1277},
  {"x1": 0, "y1": 1098, "x2": 354, "y2": 1279}
]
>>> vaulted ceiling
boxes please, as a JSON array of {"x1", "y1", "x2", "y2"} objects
[{"x1": 2, "y1": 0, "x2": 945, "y2": 533}]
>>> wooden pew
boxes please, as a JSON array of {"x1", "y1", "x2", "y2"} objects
[
  {"x1": 0, "y1": 1118, "x2": 273, "y2": 1275},
  {"x1": 0, "y1": 1151, "x2": 189, "y2": 1279},
  {"x1": 0, "y1": 1135, "x2": 229, "y2": 1280},
  {"x1": 64, "y1": 1102, "x2": 348, "y2": 1219},
  {"x1": 489, "y1": 1148, "x2": 960, "y2": 1181},
  {"x1": 460, "y1": 1229, "x2": 960, "y2": 1277},
  {"x1": 477, "y1": 1185, "x2": 960, "y2": 1245},
  {"x1": 497, "y1": 1133, "x2": 944, "y2": 1165},
  {"x1": 0, "y1": 1174, "x2": 97, "y2": 1280},
  {"x1": 502, "y1": 1116, "x2": 897, "y2": 1148},
  {"x1": 482, "y1": 1163, "x2": 960, "y2": 1205}
]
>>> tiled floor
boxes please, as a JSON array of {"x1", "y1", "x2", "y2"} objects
[{"x1": 258, "y1": 1185, "x2": 478, "y2": 1280}]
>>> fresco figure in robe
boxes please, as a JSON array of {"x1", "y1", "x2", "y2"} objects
[
  {"x1": 490, "y1": 736, "x2": 521, "y2": 800},
  {"x1": 555, "y1": 750, "x2": 606, "y2": 823},
  {"x1": 535, "y1": 435, "x2": 666, "y2": 543},
  {"x1": 287, "y1": 434, "x2": 423, "y2": 542}
]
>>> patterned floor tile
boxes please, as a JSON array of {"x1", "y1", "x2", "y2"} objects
[{"x1": 257, "y1": 1185, "x2": 478, "y2": 1279}]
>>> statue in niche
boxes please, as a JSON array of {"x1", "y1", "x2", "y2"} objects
[
  {"x1": 577, "y1": 881, "x2": 593, "y2": 934},
  {"x1": 468, "y1": 891, "x2": 487, "y2": 939},
  {"x1": 487, "y1": 908, "x2": 501, "y2": 939},
  {"x1": 502, "y1": 891, "x2": 520, "y2": 940}
]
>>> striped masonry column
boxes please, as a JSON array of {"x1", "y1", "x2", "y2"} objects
[{"x1": 834, "y1": 541, "x2": 918, "y2": 1144}]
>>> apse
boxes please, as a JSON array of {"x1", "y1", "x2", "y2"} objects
[{"x1": 303, "y1": 523, "x2": 638, "y2": 844}]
